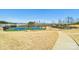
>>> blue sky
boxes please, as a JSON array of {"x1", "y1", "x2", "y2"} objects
[{"x1": 0, "y1": 9, "x2": 79, "y2": 23}]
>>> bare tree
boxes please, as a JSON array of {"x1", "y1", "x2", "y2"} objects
[{"x1": 66, "y1": 16, "x2": 74, "y2": 24}]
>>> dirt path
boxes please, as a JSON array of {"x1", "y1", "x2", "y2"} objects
[{"x1": 53, "y1": 31, "x2": 79, "y2": 50}]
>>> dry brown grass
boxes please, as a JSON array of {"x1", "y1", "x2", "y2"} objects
[
  {"x1": 71, "y1": 34, "x2": 79, "y2": 44},
  {"x1": 69, "y1": 24, "x2": 79, "y2": 28},
  {"x1": 0, "y1": 29, "x2": 58, "y2": 50},
  {"x1": 64, "y1": 29, "x2": 79, "y2": 33},
  {"x1": 64, "y1": 29, "x2": 79, "y2": 45}
]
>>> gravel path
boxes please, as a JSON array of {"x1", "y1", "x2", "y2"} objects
[{"x1": 53, "y1": 31, "x2": 79, "y2": 50}]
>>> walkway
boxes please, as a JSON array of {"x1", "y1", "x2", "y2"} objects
[{"x1": 53, "y1": 31, "x2": 79, "y2": 50}]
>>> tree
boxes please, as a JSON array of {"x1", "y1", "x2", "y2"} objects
[
  {"x1": 0, "y1": 21, "x2": 8, "y2": 24},
  {"x1": 58, "y1": 19, "x2": 62, "y2": 25},
  {"x1": 0, "y1": 21, "x2": 14, "y2": 24},
  {"x1": 66, "y1": 16, "x2": 74, "y2": 24},
  {"x1": 28, "y1": 21, "x2": 36, "y2": 27}
]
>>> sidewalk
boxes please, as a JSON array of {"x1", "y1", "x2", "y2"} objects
[{"x1": 53, "y1": 31, "x2": 79, "y2": 50}]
